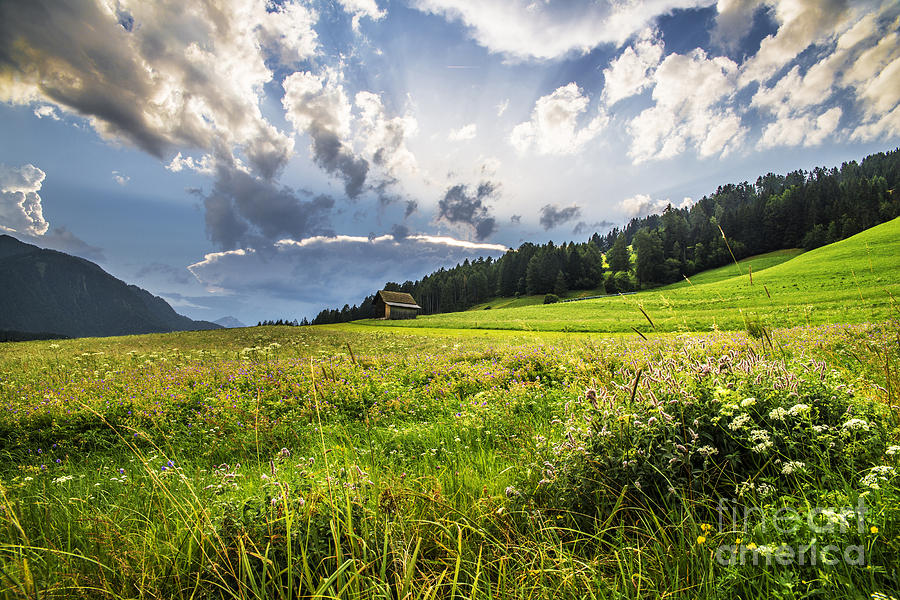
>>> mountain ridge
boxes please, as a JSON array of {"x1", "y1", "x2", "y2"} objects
[{"x1": 0, "y1": 234, "x2": 221, "y2": 339}]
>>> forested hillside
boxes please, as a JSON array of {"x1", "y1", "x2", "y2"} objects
[{"x1": 312, "y1": 148, "x2": 900, "y2": 324}]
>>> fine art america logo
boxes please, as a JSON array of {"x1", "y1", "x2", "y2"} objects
[{"x1": 714, "y1": 497, "x2": 870, "y2": 566}]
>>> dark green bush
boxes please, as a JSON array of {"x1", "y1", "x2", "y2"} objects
[{"x1": 522, "y1": 365, "x2": 890, "y2": 531}]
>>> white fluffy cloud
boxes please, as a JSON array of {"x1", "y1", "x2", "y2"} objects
[
  {"x1": 739, "y1": 0, "x2": 852, "y2": 86},
  {"x1": 711, "y1": 0, "x2": 766, "y2": 51},
  {"x1": 355, "y1": 92, "x2": 419, "y2": 176},
  {"x1": 283, "y1": 70, "x2": 354, "y2": 141},
  {"x1": 0, "y1": 163, "x2": 104, "y2": 260},
  {"x1": 601, "y1": 30, "x2": 665, "y2": 105},
  {"x1": 0, "y1": 163, "x2": 49, "y2": 236},
  {"x1": 448, "y1": 123, "x2": 478, "y2": 141},
  {"x1": 751, "y1": 63, "x2": 835, "y2": 119},
  {"x1": 758, "y1": 106, "x2": 842, "y2": 148},
  {"x1": 411, "y1": 0, "x2": 715, "y2": 60},
  {"x1": 166, "y1": 153, "x2": 217, "y2": 176},
  {"x1": 620, "y1": 194, "x2": 693, "y2": 220},
  {"x1": 32, "y1": 105, "x2": 59, "y2": 120},
  {"x1": 607, "y1": 0, "x2": 899, "y2": 160},
  {"x1": 337, "y1": 0, "x2": 386, "y2": 31},
  {"x1": 627, "y1": 49, "x2": 746, "y2": 162},
  {"x1": 510, "y1": 83, "x2": 608, "y2": 155},
  {"x1": 747, "y1": 2, "x2": 900, "y2": 147}
]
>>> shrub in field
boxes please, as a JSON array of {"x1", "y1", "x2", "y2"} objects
[
  {"x1": 515, "y1": 353, "x2": 900, "y2": 597},
  {"x1": 522, "y1": 359, "x2": 891, "y2": 528}
]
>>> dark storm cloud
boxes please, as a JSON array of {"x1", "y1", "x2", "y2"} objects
[
  {"x1": 437, "y1": 182, "x2": 499, "y2": 240},
  {"x1": 374, "y1": 179, "x2": 419, "y2": 220},
  {"x1": 539, "y1": 203, "x2": 581, "y2": 230},
  {"x1": 572, "y1": 220, "x2": 616, "y2": 236},
  {"x1": 391, "y1": 223, "x2": 410, "y2": 239},
  {"x1": 202, "y1": 161, "x2": 334, "y2": 249},
  {"x1": 0, "y1": 0, "x2": 170, "y2": 156},
  {"x1": 0, "y1": 0, "x2": 297, "y2": 179},
  {"x1": 309, "y1": 125, "x2": 369, "y2": 198}
]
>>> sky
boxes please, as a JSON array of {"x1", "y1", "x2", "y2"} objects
[{"x1": 1, "y1": 0, "x2": 899, "y2": 325}]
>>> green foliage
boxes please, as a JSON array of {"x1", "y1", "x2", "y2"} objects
[
  {"x1": 543, "y1": 294, "x2": 559, "y2": 304},
  {"x1": 633, "y1": 228, "x2": 664, "y2": 286},
  {"x1": 606, "y1": 232, "x2": 631, "y2": 273}
]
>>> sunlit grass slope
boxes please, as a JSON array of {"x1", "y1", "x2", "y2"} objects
[
  {"x1": 358, "y1": 218, "x2": 900, "y2": 333},
  {"x1": 463, "y1": 249, "x2": 803, "y2": 312},
  {"x1": 665, "y1": 248, "x2": 804, "y2": 288}
]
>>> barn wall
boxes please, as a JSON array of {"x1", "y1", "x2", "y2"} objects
[{"x1": 388, "y1": 307, "x2": 418, "y2": 320}]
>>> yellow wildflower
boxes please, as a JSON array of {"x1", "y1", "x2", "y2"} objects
[
  {"x1": 870, "y1": 525, "x2": 879, "y2": 534},
  {"x1": 697, "y1": 535, "x2": 706, "y2": 544}
]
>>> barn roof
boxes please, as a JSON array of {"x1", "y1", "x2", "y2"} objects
[{"x1": 376, "y1": 290, "x2": 421, "y2": 309}]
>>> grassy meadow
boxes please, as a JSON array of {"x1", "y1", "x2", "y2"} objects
[
  {"x1": 362, "y1": 218, "x2": 900, "y2": 333},
  {"x1": 1, "y1": 223, "x2": 900, "y2": 598}
]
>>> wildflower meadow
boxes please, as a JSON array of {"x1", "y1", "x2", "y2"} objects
[{"x1": 0, "y1": 320, "x2": 898, "y2": 599}]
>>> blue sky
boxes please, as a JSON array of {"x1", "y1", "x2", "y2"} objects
[{"x1": 1, "y1": 0, "x2": 898, "y2": 324}]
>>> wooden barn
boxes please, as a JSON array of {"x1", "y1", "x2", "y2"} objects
[{"x1": 373, "y1": 290, "x2": 421, "y2": 320}]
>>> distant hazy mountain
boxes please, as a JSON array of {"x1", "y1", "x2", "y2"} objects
[
  {"x1": 213, "y1": 316, "x2": 246, "y2": 328},
  {"x1": 0, "y1": 234, "x2": 221, "y2": 339}
]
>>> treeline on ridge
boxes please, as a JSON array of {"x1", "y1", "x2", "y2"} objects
[{"x1": 311, "y1": 148, "x2": 900, "y2": 324}]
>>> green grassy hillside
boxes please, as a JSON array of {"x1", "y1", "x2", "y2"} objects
[
  {"x1": 358, "y1": 218, "x2": 900, "y2": 333},
  {"x1": 465, "y1": 248, "x2": 804, "y2": 312},
  {"x1": 664, "y1": 247, "x2": 804, "y2": 288}
]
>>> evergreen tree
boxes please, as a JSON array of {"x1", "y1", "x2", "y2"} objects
[
  {"x1": 606, "y1": 233, "x2": 630, "y2": 273},
  {"x1": 633, "y1": 228, "x2": 664, "y2": 286}
]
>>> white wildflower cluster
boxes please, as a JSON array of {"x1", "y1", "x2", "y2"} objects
[
  {"x1": 749, "y1": 429, "x2": 774, "y2": 453},
  {"x1": 787, "y1": 403, "x2": 811, "y2": 416},
  {"x1": 737, "y1": 480, "x2": 774, "y2": 498},
  {"x1": 860, "y1": 465, "x2": 897, "y2": 490},
  {"x1": 812, "y1": 425, "x2": 830, "y2": 434},
  {"x1": 697, "y1": 445, "x2": 719, "y2": 457},
  {"x1": 757, "y1": 483, "x2": 775, "y2": 498},
  {"x1": 740, "y1": 397, "x2": 757, "y2": 408},
  {"x1": 768, "y1": 407, "x2": 787, "y2": 421},
  {"x1": 885, "y1": 445, "x2": 900, "y2": 456},
  {"x1": 729, "y1": 414, "x2": 752, "y2": 431},
  {"x1": 816, "y1": 508, "x2": 853, "y2": 530},
  {"x1": 52, "y1": 474, "x2": 74, "y2": 484},
  {"x1": 781, "y1": 461, "x2": 806, "y2": 475},
  {"x1": 842, "y1": 418, "x2": 870, "y2": 433}
]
